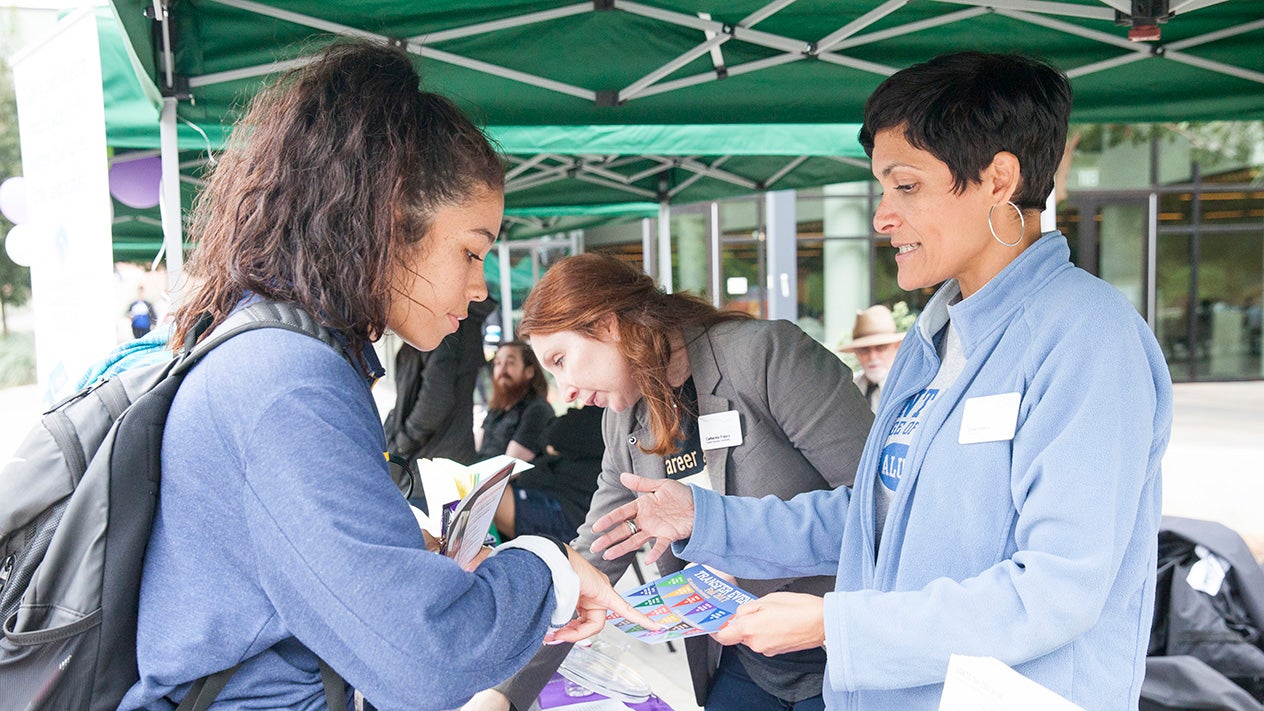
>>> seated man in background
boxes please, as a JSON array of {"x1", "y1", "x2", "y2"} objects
[
  {"x1": 477, "y1": 340, "x2": 554, "y2": 463},
  {"x1": 496, "y1": 405, "x2": 605, "y2": 541}
]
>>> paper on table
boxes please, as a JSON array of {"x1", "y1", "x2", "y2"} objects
[{"x1": 939, "y1": 655, "x2": 1084, "y2": 711}]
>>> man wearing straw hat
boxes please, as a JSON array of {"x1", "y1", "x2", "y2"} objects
[{"x1": 839, "y1": 305, "x2": 906, "y2": 411}]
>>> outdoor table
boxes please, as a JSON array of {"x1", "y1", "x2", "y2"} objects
[{"x1": 537, "y1": 673, "x2": 675, "y2": 710}]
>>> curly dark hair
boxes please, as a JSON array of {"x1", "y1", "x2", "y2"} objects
[{"x1": 172, "y1": 40, "x2": 504, "y2": 359}]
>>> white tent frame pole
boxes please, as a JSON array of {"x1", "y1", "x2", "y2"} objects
[
  {"x1": 209, "y1": 0, "x2": 381, "y2": 39},
  {"x1": 631, "y1": 52, "x2": 804, "y2": 102},
  {"x1": 498, "y1": 240, "x2": 513, "y2": 340},
  {"x1": 620, "y1": 33, "x2": 730, "y2": 102},
  {"x1": 505, "y1": 172, "x2": 571, "y2": 195},
  {"x1": 667, "y1": 169, "x2": 710, "y2": 200},
  {"x1": 408, "y1": 44, "x2": 596, "y2": 101},
  {"x1": 1003, "y1": 8, "x2": 1264, "y2": 86},
  {"x1": 932, "y1": 0, "x2": 1115, "y2": 20},
  {"x1": 627, "y1": 159, "x2": 677, "y2": 184},
  {"x1": 1165, "y1": 53, "x2": 1264, "y2": 86},
  {"x1": 159, "y1": 96, "x2": 184, "y2": 289},
  {"x1": 412, "y1": 4, "x2": 591, "y2": 43},
  {"x1": 657, "y1": 202, "x2": 673, "y2": 292},
  {"x1": 504, "y1": 154, "x2": 550, "y2": 182},
  {"x1": 831, "y1": 8, "x2": 988, "y2": 51},
  {"x1": 190, "y1": 57, "x2": 316, "y2": 88},
  {"x1": 996, "y1": 9, "x2": 1141, "y2": 50},
  {"x1": 613, "y1": 1, "x2": 810, "y2": 54},
  {"x1": 581, "y1": 163, "x2": 639, "y2": 185},
  {"x1": 676, "y1": 156, "x2": 756, "y2": 190},
  {"x1": 1066, "y1": 52, "x2": 1148, "y2": 79},
  {"x1": 815, "y1": 52, "x2": 898, "y2": 76},
  {"x1": 175, "y1": 0, "x2": 1262, "y2": 115},
  {"x1": 573, "y1": 173, "x2": 659, "y2": 199},
  {"x1": 741, "y1": 0, "x2": 800, "y2": 28},
  {"x1": 1170, "y1": 0, "x2": 1232, "y2": 13},
  {"x1": 709, "y1": 201, "x2": 723, "y2": 307},
  {"x1": 641, "y1": 218, "x2": 655, "y2": 278},
  {"x1": 1166, "y1": 17, "x2": 1264, "y2": 52},
  {"x1": 816, "y1": 0, "x2": 909, "y2": 54},
  {"x1": 764, "y1": 155, "x2": 809, "y2": 189},
  {"x1": 205, "y1": 0, "x2": 595, "y2": 101},
  {"x1": 827, "y1": 155, "x2": 873, "y2": 170}
]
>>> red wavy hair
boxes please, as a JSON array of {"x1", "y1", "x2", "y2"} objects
[{"x1": 519, "y1": 253, "x2": 748, "y2": 456}]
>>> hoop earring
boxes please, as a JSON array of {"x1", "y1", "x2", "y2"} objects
[{"x1": 988, "y1": 201, "x2": 1025, "y2": 248}]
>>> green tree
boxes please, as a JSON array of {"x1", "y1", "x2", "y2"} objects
[{"x1": 1, "y1": 13, "x2": 32, "y2": 338}]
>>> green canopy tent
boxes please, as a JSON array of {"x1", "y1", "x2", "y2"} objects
[
  {"x1": 96, "y1": 7, "x2": 873, "y2": 263},
  {"x1": 99, "y1": 0, "x2": 1264, "y2": 298},
  {"x1": 110, "y1": 0, "x2": 1264, "y2": 128}
]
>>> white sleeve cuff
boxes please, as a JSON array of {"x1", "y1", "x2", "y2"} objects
[{"x1": 493, "y1": 536, "x2": 580, "y2": 629}]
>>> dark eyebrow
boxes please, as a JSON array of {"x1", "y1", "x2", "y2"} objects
[
  {"x1": 473, "y1": 228, "x2": 498, "y2": 244},
  {"x1": 880, "y1": 162, "x2": 917, "y2": 178}
]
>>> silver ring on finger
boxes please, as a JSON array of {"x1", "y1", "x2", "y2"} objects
[{"x1": 625, "y1": 519, "x2": 639, "y2": 536}]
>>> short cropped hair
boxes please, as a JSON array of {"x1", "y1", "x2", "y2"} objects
[{"x1": 859, "y1": 52, "x2": 1072, "y2": 211}]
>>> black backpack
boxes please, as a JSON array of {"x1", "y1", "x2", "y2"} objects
[
  {"x1": 0, "y1": 301, "x2": 347, "y2": 710},
  {"x1": 1143, "y1": 516, "x2": 1264, "y2": 710}
]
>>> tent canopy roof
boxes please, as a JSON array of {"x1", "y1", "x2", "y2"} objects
[
  {"x1": 101, "y1": 0, "x2": 1264, "y2": 260},
  {"x1": 109, "y1": 0, "x2": 1264, "y2": 128}
]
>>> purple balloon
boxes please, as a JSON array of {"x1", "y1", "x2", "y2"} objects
[{"x1": 109, "y1": 156, "x2": 162, "y2": 209}]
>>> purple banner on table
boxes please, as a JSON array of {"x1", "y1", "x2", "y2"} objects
[{"x1": 537, "y1": 674, "x2": 675, "y2": 710}]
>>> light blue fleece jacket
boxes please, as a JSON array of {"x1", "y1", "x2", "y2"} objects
[
  {"x1": 120, "y1": 325, "x2": 557, "y2": 711},
  {"x1": 679, "y1": 233, "x2": 1172, "y2": 710}
]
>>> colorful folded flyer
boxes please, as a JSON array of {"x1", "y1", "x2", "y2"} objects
[{"x1": 606, "y1": 564, "x2": 758, "y2": 644}]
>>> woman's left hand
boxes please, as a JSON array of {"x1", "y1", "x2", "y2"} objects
[{"x1": 712, "y1": 592, "x2": 826, "y2": 656}]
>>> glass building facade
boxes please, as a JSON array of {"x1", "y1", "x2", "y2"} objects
[{"x1": 505, "y1": 127, "x2": 1264, "y2": 382}]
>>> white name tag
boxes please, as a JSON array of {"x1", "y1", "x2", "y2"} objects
[
  {"x1": 698, "y1": 410, "x2": 743, "y2": 450},
  {"x1": 958, "y1": 392, "x2": 1021, "y2": 444},
  {"x1": 679, "y1": 469, "x2": 713, "y2": 491}
]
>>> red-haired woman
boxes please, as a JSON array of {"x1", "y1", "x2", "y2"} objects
[{"x1": 473, "y1": 253, "x2": 873, "y2": 710}]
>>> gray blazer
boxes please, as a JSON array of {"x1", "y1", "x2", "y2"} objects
[{"x1": 499, "y1": 318, "x2": 873, "y2": 707}]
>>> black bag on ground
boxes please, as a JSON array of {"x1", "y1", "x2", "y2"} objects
[
  {"x1": 0, "y1": 301, "x2": 346, "y2": 711},
  {"x1": 1142, "y1": 516, "x2": 1264, "y2": 710}
]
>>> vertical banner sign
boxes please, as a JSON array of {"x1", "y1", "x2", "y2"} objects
[{"x1": 12, "y1": 9, "x2": 117, "y2": 405}]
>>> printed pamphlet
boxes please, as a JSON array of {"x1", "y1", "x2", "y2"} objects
[
  {"x1": 606, "y1": 564, "x2": 758, "y2": 643},
  {"x1": 412, "y1": 455, "x2": 530, "y2": 569}
]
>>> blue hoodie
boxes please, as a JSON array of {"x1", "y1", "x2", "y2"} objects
[
  {"x1": 121, "y1": 325, "x2": 557, "y2": 710},
  {"x1": 679, "y1": 233, "x2": 1172, "y2": 709}
]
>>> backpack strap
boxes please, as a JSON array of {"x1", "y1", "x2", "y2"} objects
[
  {"x1": 173, "y1": 660, "x2": 344, "y2": 711},
  {"x1": 174, "y1": 663, "x2": 241, "y2": 711},
  {"x1": 173, "y1": 301, "x2": 348, "y2": 377}
]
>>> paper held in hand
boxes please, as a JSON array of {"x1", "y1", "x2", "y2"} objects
[
  {"x1": 412, "y1": 455, "x2": 532, "y2": 569},
  {"x1": 606, "y1": 564, "x2": 758, "y2": 644}
]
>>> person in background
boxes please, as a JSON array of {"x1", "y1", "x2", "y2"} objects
[
  {"x1": 120, "y1": 41, "x2": 653, "y2": 711},
  {"x1": 466, "y1": 253, "x2": 873, "y2": 711},
  {"x1": 128, "y1": 286, "x2": 157, "y2": 338},
  {"x1": 591, "y1": 51, "x2": 1172, "y2": 710},
  {"x1": 493, "y1": 404, "x2": 605, "y2": 542},
  {"x1": 384, "y1": 296, "x2": 498, "y2": 469},
  {"x1": 838, "y1": 305, "x2": 905, "y2": 412},
  {"x1": 476, "y1": 341, "x2": 553, "y2": 463}
]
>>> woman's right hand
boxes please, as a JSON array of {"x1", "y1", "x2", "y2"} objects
[
  {"x1": 590, "y1": 473, "x2": 695, "y2": 564},
  {"x1": 544, "y1": 546, "x2": 661, "y2": 645}
]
